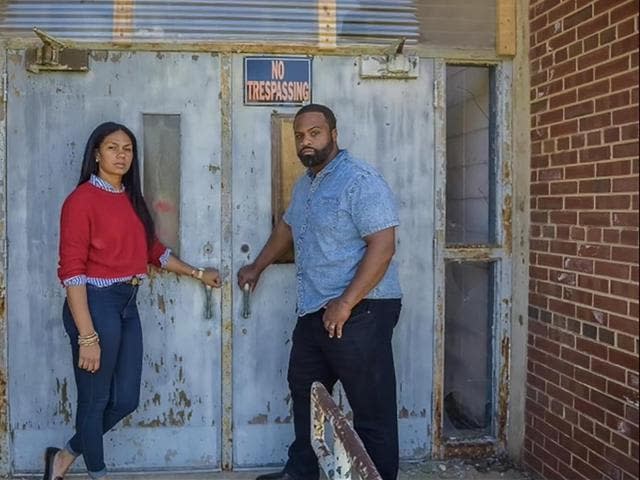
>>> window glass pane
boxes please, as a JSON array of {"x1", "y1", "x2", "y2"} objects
[
  {"x1": 446, "y1": 65, "x2": 495, "y2": 245},
  {"x1": 444, "y1": 261, "x2": 495, "y2": 439},
  {"x1": 143, "y1": 114, "x2": 181, "y2": 255},
  {"x1": 418, "y1": 0, "x2": 496, "y2": 49}
]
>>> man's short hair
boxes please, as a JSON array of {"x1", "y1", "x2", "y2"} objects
[{"x1": 295, "y1": 104, "x2": 337, "y2": 131}]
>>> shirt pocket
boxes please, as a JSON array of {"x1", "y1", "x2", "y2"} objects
[{"x1": 310, "y1": 196, "x2": 340, "y2": 231}]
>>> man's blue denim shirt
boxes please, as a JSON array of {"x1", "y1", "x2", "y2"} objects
[{"x1": 283, "y1": 149, "x2": 402, "y2": 316}]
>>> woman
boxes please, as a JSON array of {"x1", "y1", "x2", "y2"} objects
[{"x1": 45, "y1": 122, "x2": 221, "y2": 480}]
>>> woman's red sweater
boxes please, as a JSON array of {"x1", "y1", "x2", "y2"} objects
[{"x1": 58, "y1": 182, "x2": 166, "y2": 284}]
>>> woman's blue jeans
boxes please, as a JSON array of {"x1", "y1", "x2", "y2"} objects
[{"x1": 62, "y1": 282, "x2": 143, "y2": 479}]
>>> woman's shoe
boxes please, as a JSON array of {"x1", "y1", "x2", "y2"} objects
[{"x1": 42, "y1": 447, "x2": 62, "y2": 480}]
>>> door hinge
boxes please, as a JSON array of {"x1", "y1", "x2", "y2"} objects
[{"x1": 27, "y1": 27, "x2": 89, "y2": 74}]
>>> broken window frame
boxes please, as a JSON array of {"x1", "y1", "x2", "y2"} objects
[{"x1": 432, "y1": 59, "x2": 513, "y2": 458}]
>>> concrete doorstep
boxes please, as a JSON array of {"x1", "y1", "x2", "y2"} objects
[{"x1": 3, "y1": 459, "x2": 535, "y2": 480}]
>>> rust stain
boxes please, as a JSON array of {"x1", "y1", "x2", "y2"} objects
[
  {"x1": 157, "y1": 294, "x2": 166, "y2": 314},
  {"x1": 175, "y1": 390, "x2": 192, "y2": 408},
  {"x1": 137, "y1": 407, "x2": 191, "y2": 427},
  {"x1": 399, "y1": 407, "x2": 409, "y2": 419},
  {"x1": 113, "y1": 0, "x2": 134, "y2": 43},
  {"x1": 0, "y1": 367, "x2": 7, "y2": 434},
  {"x1": 152, "y1": 393, "x2": 161, "y2": 406},
  {"x1": 153, "y1": 359, "x2": 164, "y2": 374},
  {"x1": 432, "y1": 289, "x2": 446, "y2": 458},
  {"x1": 432, "y1": 381, "x2": 443, "y2": 457},
  {"x1": 444, "y1": 441, "x2": 495, "y2": 459},
  {"x1": 90, "y1": 51, "x2": 109, "y2": 62},
  {"x1": 0, "y1": 284, "x2": 5, "y2": 318},
  {"x1": 446, "y1": 248, "x2": 500, "y2": 261},
  {"x1": 55, "y1": 378, "x2": 73, "y2": 424},
  {"x1": 137, "y1": 417, "x2": 164, "y2": 428},
  {"x1": 502, "y1": 194, "x2": 513, "y2": 254},
  {"x1": 497, "y1": 336, "x2": 510, "y2": 446},
  {"x1": 502, "y1": 157, "x2": 512, "y2": 182},
  {"x1": 274, "y1": 415, "x2": 291, "y2": 424},
  {"x1": 4, "y1": 36, "x2": 408, "y2": 57},
  {"x1": 248, "y1": 414, "x2": 268, "y2": 425}
]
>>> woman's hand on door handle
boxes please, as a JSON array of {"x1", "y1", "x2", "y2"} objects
[{"x1": 199, "y1": 268, "x2": 222, "y2": 288}]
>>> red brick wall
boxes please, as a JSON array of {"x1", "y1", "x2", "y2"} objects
[{"x1": 527, "y1": 1, "x2": 639, "y2": 479}]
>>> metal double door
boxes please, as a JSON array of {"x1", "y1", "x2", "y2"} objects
[{"x1": 6, "y1": 51, "x2": 434, "y2": 473}]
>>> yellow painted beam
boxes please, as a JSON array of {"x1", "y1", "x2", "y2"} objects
[
  {"x1": 318, "y1": 0, "x2": 337, "y2": 49},
  {"x1": 113, "y1": 0, "x2": 134, "y2": 43},
  {"x1": 496, "y1": 0, "x2": 516, "y2": 56}
]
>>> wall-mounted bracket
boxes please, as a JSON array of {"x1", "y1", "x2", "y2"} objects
[
  {"x1": 27, "y1": 27, "x2": 89, "y2": 74},
  {"x1": 359, "y1": 37, "x2": 418, "y2": 79}
]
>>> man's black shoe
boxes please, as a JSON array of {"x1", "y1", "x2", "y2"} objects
[{"x1": 256, "y1": 471, "x2": 295, "y2": 480}]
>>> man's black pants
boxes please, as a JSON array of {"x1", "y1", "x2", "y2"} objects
[{"x1": 284, "y1": 298, "x2": 402, "y2": 480}]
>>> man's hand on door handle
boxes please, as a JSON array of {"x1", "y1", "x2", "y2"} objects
[{"x1": 237, "y1": 263, "x2": 261, "y2": 292}]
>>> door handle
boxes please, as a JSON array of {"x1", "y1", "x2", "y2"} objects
[
  {"x1": 242, "y1": 283, "x2": 251, "y2": 319},
  {"x1": 203, "y1": 284, "x2": 214, "y2": 320}
]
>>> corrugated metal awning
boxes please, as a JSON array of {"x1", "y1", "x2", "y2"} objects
[{"x1": 0, "y1": 1, "x2": 419, "y2": 46}]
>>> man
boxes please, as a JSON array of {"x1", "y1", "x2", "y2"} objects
[{"x1": 237, "y1": 104, "x2": 402, "y2": 480}]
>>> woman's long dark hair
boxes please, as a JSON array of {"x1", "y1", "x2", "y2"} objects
[{"x1": 79, "y1": 122, "x2": 155, "y2": 247}]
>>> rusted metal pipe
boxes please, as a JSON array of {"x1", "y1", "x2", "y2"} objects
[{"x1": 310, "y1": 382, "x2": 382, "y2": 480}]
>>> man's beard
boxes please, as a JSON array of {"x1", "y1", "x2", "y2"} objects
[{"x1": 298, "y1": 140, "x2": 335, "y2": 168}]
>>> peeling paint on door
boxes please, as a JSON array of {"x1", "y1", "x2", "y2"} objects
[{"x1": 6, "y1": 51, "x2": 223, "y2": 472}]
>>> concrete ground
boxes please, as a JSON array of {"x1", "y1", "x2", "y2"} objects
[{"x1": 4, "y1": 459, "x2": 536, "y2": 480}]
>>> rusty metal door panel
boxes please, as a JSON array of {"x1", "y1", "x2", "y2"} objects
[
  {"x1": 231, "y1": 54, "x2": 434, "y2": 465},
  {"x1": 312, "y1": 56, "x2": 434, "y2": 459},
  {"x1": 6, "y1": 51, "x2": 222, "y2": 472},
  {"x1": 231, "y1": 54, "x2": 299, "y2": 466}
]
